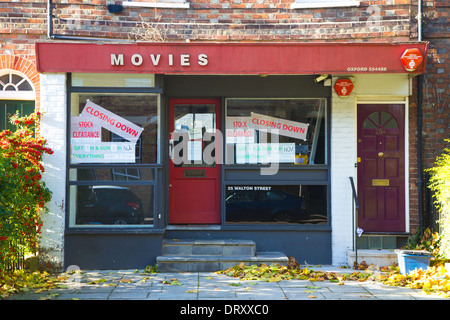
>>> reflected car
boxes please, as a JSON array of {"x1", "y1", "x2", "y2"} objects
[
  {"x1": 76, "y1": 186, "x2": 144, "y2": 225},
  {"x1": 226, "y1": 189, "x2": 307, "y2": 223}
]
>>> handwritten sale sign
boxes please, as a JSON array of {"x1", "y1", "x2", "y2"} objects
[
  {"x1": 80, "y1": 100, "x2": 143, "y2": 143},
  {"x1": 248, "y1": 113, "x2": 309, "y2": 140}
]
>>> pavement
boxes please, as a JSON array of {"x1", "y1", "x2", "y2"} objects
[{"x1": 5, "y1": 265, "x2": 448, "y2": 303}]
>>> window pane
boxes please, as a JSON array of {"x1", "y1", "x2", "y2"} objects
[
  {"x1": 173, "y1": 103, "x2": 216, "y2": 167},
  {"x1": 226, "y1": 185, "x2": 328, "y2": 224},
  {"x1": 71, "y1": 73, "x2": 155, "y2": 87},
  {"x1": 69, "y1": 168, "x2": 155, "y2": 181},
  {"x1": 225, "y1": 99, "x2": 326, "y2": 165},
  {"x1": 70, "y1": 93, "x2": 160, "y2": 164},
  {"x1": 70, "y1": 185, "x2": 154, "y2": 226}
]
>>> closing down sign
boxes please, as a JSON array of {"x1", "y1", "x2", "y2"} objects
[{"x1": 80, "y1": 100, "x2": 143, "y2": 143}]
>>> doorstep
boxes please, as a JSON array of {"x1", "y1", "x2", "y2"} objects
[
  {"x1": 157, "y1": 239, "x2": 288, "y2": 272},
  {"x1": 347, "y1": 249, "x2": 398, "y2": 267}
]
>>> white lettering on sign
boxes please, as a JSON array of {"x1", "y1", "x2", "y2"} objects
[
  {"x1": 110, "y1": 53, "x2": 209, "y2": 67},
  {"x1": 249, "y1": 113, "x2": 309, "y2": 141},
  {"x1": 80, "y1": 100, "x2": 143, "y2": 143}
]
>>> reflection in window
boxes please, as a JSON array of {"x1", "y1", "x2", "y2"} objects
[
  {"x1": 225, "y1": 99, "x2": 326, "y2": 165},
  {"x1": 70, "y1": 185, "x2": 154, "y2": 226},
  {"x1": 225, "y1": 185, "x2": 327, "y2": 224}
]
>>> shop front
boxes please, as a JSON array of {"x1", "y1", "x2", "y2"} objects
[{"x1": 35, "y1": 42, "x2": 428, "y2": 269}]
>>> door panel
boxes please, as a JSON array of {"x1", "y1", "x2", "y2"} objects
[
  {"x1": 169, "y1": 99, "x2": 221, "y2": 224},
  {"x1": 357, "y1": 104, "x2": 405, "y2": 232}
]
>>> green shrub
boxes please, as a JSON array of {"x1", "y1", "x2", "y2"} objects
[
  {"x1": 426, "y1": 139, "x2": 450, "y2": 259},
  {"x1": 0, "y1": 112, "x2": 53, "y2": 272}
]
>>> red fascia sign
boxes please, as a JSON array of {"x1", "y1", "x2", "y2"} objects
[
  {"x1": 334, "y1": 78, "x2": 354, "y2": 97},
  {"x1": 36, "y1": 42, "x2": 429, "y2": 75},
  {"x1": 400, "y1": 48, "x2": 424, "y2": 72}
]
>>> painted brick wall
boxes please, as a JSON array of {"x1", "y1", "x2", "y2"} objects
[
  {"x1": 38, "y1": 73, "x2": 67, "y2": 272},
  {"x1": 330, "y1": 77, "x2": 356, "y2": 265}
]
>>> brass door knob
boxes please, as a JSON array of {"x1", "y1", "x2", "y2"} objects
[{"x1": 378, "y1": 152, "x2": 384, "y2": 157}]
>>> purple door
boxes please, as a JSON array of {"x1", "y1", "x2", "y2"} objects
[{"x1": 357, "y1": 104, "x2": 405, "y2": 232}]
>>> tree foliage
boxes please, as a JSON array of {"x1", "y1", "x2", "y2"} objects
[
  {"x1": 0, "y1": 112, "x2": 53, "y2": 272},
  {"x1": 426, "y1": 139, "x2": 450, "y2": 259}
]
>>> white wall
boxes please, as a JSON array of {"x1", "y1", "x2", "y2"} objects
[
  {"x1": 39, "y1": 73, "x2": 66, "y2": 271},
  {"x1": 330, "y1": 77, "x2": 357, "y2": 266},
  {"x1": 330, "y1": 74, "x2": 409, "y2": 266}
]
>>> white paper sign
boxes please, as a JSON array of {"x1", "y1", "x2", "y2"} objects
[
  {"x1": 80, "y1": 100, "x2": 143, "y2": 143},
  {"x1": 248, "y1": 113, "x2": 309, "y2": 140},
  {"x1": 226, "y1": 117, "x2": 255, "y2": 144},
  {"x1": 71, "y1": 142, "x2": 136, "y2": 163},
  {"x1": 71, "y1": 116, "x2": 101, "y2": 142},
  {"x1": 235, "y1": 143, "x2": 295, "y2": 164},
  {"x1": 188, "y1": 141, "x2": 202, "y2": 161}
]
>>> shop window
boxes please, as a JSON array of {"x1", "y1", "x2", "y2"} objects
[
  {"x1": 69, "y1": 184, "x2": 155, "y2": 226},
  {"x1": 226, "y1": 185, "x2": 328, "y2": 225},
  {"x1": 122, "y1": 0, "x2": 189, "y2": 8},
  {"x1": 68, "y1": 73, "x2": 160, "y2": 228},
  {"x1": 291, "y1": 0, "x2": 360, "y2": 9},
  {"x1": 225, "y1": 99, "x2": 326, "y2": 165}
]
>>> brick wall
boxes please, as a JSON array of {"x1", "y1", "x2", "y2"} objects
[
  {"x1": 421, "y1": 1, "x2": 450, "y2": 171},
  {"x1": 0, "y1": 1, "x2": 417, "y2": 42}
]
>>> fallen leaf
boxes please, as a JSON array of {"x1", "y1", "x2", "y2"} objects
[
  {"x1": 186, "y1": 289, "x2": 199, "y2": 293},
  {"x1": 119, "y1": 278, "x2": 133, "y2": 283},
  {"x1": 308, "y1": 295, "x2": 317, "y2": 299}
]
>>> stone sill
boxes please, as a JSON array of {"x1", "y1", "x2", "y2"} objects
[
  {"x1": 121, "y1": 1, "x2": 189, "y2": 9},
  {"x1": 291, "y1": 1, "x2": 360, "y2": 9}
]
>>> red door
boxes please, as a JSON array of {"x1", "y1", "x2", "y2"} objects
[
  {"x1": 357, "y1": 104, "x2": 405, "y2": 232},
  {"x1": 169, "y1": 99, "x2": 221, "y2": 224}
]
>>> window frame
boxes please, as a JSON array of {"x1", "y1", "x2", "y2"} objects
[
  {"x1": 66, "y1": 73, "x2": 164, "y2": 230},
  {"x1": 224, "y1": 97, "x2": 328, "y2": 167},
  {"x1": 0, "y1": 70, "x2": 35, "y2": 100}
]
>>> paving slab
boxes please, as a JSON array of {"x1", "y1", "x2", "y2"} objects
[{"x1": 4, "y1": 266, "x2": 449, "y2": 302}]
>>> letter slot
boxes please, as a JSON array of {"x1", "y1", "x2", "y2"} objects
[{"x1": 183, "y1": 169, "x2": 206, "y2": 178}]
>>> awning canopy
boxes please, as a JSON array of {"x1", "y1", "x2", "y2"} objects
[{"x1": 36, "y1": 41, "x2": 429, "y2": 75}]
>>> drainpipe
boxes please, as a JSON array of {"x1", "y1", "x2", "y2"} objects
[
  {"x1": 417, "y1": 0, "x2": 424, "y2": 235},
  {"x1": 47, "y1": 0, "x2": 53, "y2": 39},
  {"x1": 47, "y1": 0, "x2": 129, "y2": 42}
]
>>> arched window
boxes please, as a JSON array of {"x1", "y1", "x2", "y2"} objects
[
  {"x1": 0, "y1": 70, "x2": 35, "y2": 131},
  {"x1": 0, "y1": 70, "x2": 35, "y2": 100}
]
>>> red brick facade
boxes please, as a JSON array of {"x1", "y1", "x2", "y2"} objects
[{"x1": 0, "y1": 0, "x2": 448, "y2": 235}]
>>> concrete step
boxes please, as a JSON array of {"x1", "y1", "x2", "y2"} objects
[
  {"x1": 157, "y1": 239, "x2": 288, "y2": 272},
  {"x1": 162, "y1": 239, "x2": 256, "y2": 257},
  {"x1": 347, "y1": 249, "x2": 398, "y2": 267},
  {"x1": 157, "y1": 252, "x2": 289, "y2": 272}
]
